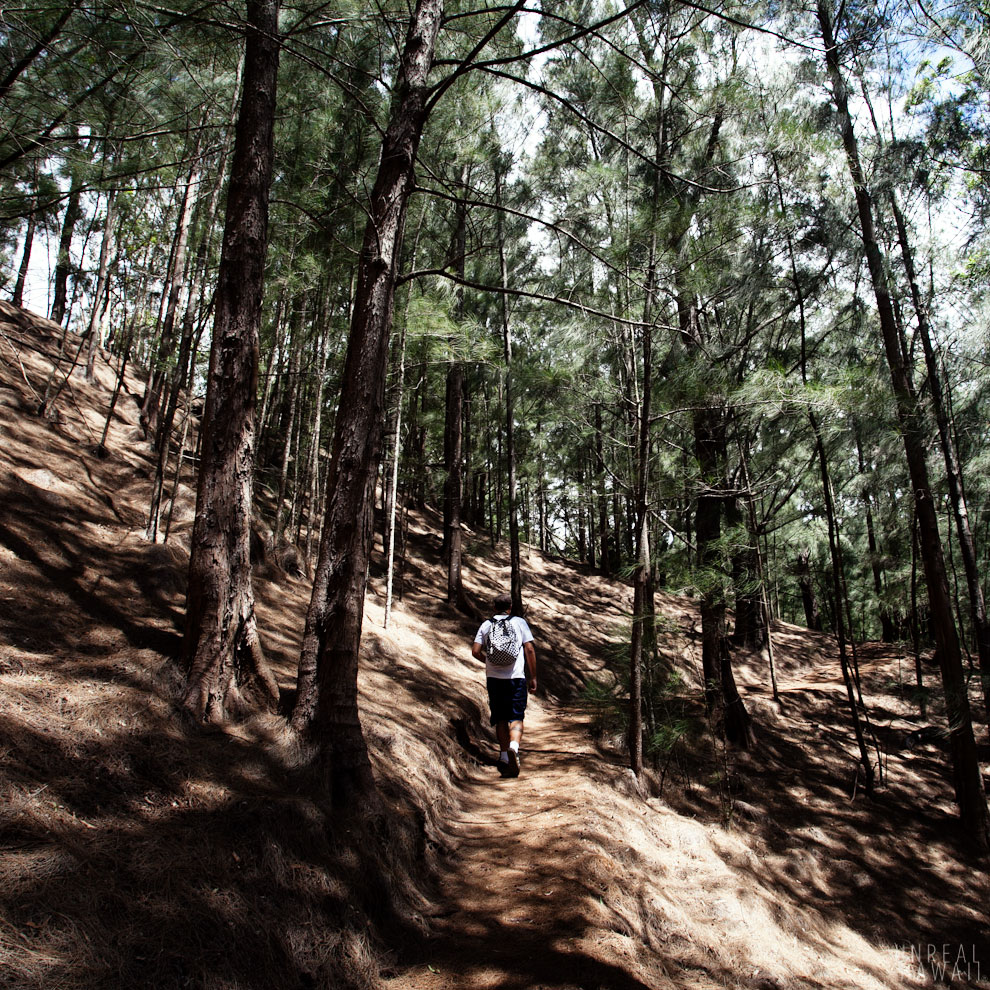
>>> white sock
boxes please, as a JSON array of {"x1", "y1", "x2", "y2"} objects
[
  {"x1": 499, "y1": 751, "x2": 509, "y2": 763},
  {"x1": 509, "y1": 741, "x2": 519, "y2": 754}
]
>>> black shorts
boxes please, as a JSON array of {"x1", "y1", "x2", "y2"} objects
[{"x1": 487, "y1": 677, "x2": 527, "y2": 725}]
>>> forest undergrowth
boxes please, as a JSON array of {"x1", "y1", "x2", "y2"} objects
[{"x1": 1, "y1": 303, "x2": 988, "y2": 989}]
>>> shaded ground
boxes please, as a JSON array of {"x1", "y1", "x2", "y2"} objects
[{"x1": 0, "y1": 303, "x2": 988, "y2": 989}]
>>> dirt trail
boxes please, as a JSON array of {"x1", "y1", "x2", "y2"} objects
[
  {"x1": 386, "y1": 699, "x2": 656, "y2": 990},
  {"x1": 3, "y1": 306, "x2": 987, "y2": 990}
]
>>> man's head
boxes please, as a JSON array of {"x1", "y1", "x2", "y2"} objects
[{"x1": 493, "y1": 593, "x2": 512, "y2": 615}]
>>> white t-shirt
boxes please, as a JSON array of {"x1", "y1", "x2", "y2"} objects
[{"x1": 474, "y1": 614, "x2": 534, "y2": 680}]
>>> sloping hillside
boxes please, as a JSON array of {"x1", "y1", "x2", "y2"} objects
[{"x1": 0, "y1": 303, "x2": 987, "y2": 990}]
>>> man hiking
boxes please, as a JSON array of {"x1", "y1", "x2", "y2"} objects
[{"x1": 472, "y1": 594, "x2": 537, "y2": 778}]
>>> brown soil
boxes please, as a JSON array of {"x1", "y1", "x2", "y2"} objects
[{"x1": 1, "y1": 302, "x2": 988, "y2": 990}]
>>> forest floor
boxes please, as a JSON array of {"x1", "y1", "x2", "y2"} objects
[{"x1": 0, "y1": 301, "x2": 988, "y2": 990}]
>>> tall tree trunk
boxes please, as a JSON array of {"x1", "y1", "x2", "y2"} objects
[
  {"x1": 811, "y1": 410, "x2": 876, "y2": 794},
  {"x1": 141, "y1": 156, "x2": 201, "y2": 435},
  {"x1": 594, "y1": 403, "x2": 610, "y2": 574},
  {"x1": 183, "y1": 0, "x2": 281, "y2": 722},
  {"x1": 443, "y1": 362, "x2": 465, "y2": 604},
  {"x1": 290, "y1": 0, "x2": 444, "y2": 812},
  {"x1": 678, "y1": 275, "x2": 752, "y2": 748},
  {"x1": 628, "y1": 318, "x2": 652, "y2": 776},
  {"x1": 887, "y1": 188, "x2": 990, "y2": 730},
  {"x1": 273, "y1": 300, "x2": 303, "y2": 547},
  {"x1": 692, "y1": 395, "x2": 752, "y2": 749},
  {"x1": 84, "y1": 188, "x2": 116, "y2": 383},
  {"x1": 629, "y1": 221, "x2": 659, "y2": 776},
  {"x1": 819, "y1": 0, "x2": 989, "y2": 846},
  {"x1": 304, "y1": 325, "x2": 330, "y2": 566},
  {"x1": 442, "y1": 167, "x2": 468, "y2": 607},
  {"x1": 384, "y1": 315, "x2": 408, "y2": 630},
  {"x1": 855, "y1": 428, "x2": 896, "y2": 641},
  {"x1": 495, "y1": 164, "x2": 523, "y2": 614}
]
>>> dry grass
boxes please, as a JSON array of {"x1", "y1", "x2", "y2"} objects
[{"x1": 1, "y1": 301, "x2": 988, "y2": 990}]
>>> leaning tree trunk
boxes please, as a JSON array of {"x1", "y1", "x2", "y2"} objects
[
  {"x1": 290, "y1": 0, "x2": 444, "y2": 812},
  {"x1": 183, "y1": 0, "x2": 281, "y2": 722},
  {"x1": 141, "y1": 154, "x2": 201, "y2": 437},
  {"x1": 887, "y1": 188, "x2": 990, "y2": 729},
  {"x1": 819, "y1": 0, "x2": 989, "y2": 846},
  {"x1": 10, "y1": 201, "x2": 36, "y2": 308}
]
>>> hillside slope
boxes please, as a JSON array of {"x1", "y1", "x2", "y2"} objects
[{"x1": 0, "y1": 303, "x2": 987, "y2": 990}]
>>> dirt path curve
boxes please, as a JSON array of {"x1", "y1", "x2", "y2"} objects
[{"x1": 385, "y1": 697, "x2": 655, "y2": 990}]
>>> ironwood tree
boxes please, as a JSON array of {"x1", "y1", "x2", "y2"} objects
[{"x1": 183, "y1": 0, "x2": 281, "y2": 722}]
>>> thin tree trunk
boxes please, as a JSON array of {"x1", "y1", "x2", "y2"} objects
[
  {"x1": 629, "y1": 221, "x2": 658, "y2": 776},
  {"x1": 495, "y1": 164, "x2": 523, "y2": 614},
  {"x1": 11, "y1": 204, "x2": 36, "y2": 309},
  {"x1": 856, "y1": 429, "x2": 896, "y2": 641},
  {"x1": 384, "y1": 318, "x2": 408, "y2": 630},
  {"x1": 441, "y1": 166, "x2": 468, "y2": 607},
  {"x1": 304, "y1": 325, "x2": 329, "y2": 566},
  {"x1": 141, "y1": 157, "x2": 201, "y2": 435},
  {"x1": 595, "y1": 403, "x2": 609, "y2": 574},
  {"x1": 97, "y1": 323, "x2": 133, "y2": 456},
  {"x1": 911, "y1": 511, "x2": 927, "y2": 719},
  {"x1": 273, "y1": 301, "x2": 303, "y2": 548},
  {"x1": 84, "y1": 188, "x2": 116, "y2": 383},
  {"x1": 887, "y1": 188, "x2": 990, "y2": 730},
  {"x1": 183, "y1": 0, "x2": 281, "y2": 723},
  {"x1": 820, "y1": 0, "x2": 988, "y2": 845},
  {"x1": 811, "y1": 410, "x2": 876, "y2": 794}
]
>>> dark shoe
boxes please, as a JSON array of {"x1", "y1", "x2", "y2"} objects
[
  {"x1": 506, "y1": 749, "x2": 520, "y2": 777},
  {"x1": 497, "y1": 758, "x2": 512, "y2": 777}
]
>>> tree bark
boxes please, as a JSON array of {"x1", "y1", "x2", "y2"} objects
[
  {"x1": 796, "y1": 549, "x2": 822, "y2": 631},
  {"x1": 442, "y1": 168, "x2": 468, "y2": 607},
  {"x1": 495, "y1": 164, "x2": 523, "y2": 614},
  {"x1": 819, "y1": 0, "x2": 989, "y2": 845},
  {"x1": 887, "y1": 188, "x2": 990, "y2": 730},
  {"x1": 50, "y1": 173, "x2": 82, "y2": 324},
  {"x1": 691, "y1": 394, "x2": 753, "y2": 749},
  {"x1": 810, "y1": 410, "x2": 876, "y2": 794},
  {"x1": 11, "y1": 203, "x2": 36, "y2": 309},
  {"x1": 84, "y1": 188, "x2": 116, "y2": 383},
  {"x1": 628, "y1": 319, "x2": 652, "y2": 775},
  {"x1": 183, "y1": 0, "x2": 281, "y2": 722},
  {"x1": 290, "y1": 0, "x2": 444, "y2": 812}
]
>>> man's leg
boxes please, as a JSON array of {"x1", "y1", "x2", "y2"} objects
[
  {"x1": 496, "y1": 721, "x2": 511, "y2": 751},
  {"x1": 508, "y1": 720, "x2": 524, "y2": 748},
  {"x1": 506, "y1": 719, "x2": 524, "y2": 775}
]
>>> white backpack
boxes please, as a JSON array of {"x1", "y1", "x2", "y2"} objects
[{"x1": 485, "y1": 616, "x2": 521, "y2": 667}]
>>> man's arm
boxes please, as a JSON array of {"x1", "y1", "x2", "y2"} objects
[
  {"x1": 472, "y1": 641, "x2": 484, "y2": 662},
  {"x1": 524, "y1": 641, "x2": 537, "y2": 693}
]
